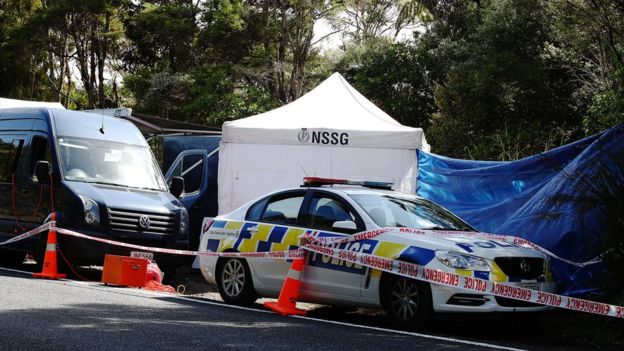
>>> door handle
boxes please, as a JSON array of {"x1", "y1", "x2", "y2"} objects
[
  {"x1": 247, "y1": 226, "x2": 259, "y2": 234},
  {"x1": 20, "y1": 188, "x2": 29, "y2": 195}
]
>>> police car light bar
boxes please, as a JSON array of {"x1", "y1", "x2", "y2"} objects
[{"x1": 302, "y1": 177, "x2": 393, "y2": 190}]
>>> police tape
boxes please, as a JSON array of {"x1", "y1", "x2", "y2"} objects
[
  {"x1": 53, "y1": 226, "x2": 304, "y2": 259},
  {"x1": 0, "y1": 222, "x2": 51, "y2": 246},
  {"x1": 302, "y1": 227, "x2": 600, "y2": 267},
  {"x1": 3, "y1": 222, "x2": 622, "y2": 318},
  {"x1": 301, "y1": 243, "x2": 624, "y2": 319},
  {"x1": 400, "y1": 228, "x2": 603, "y2": 267}
]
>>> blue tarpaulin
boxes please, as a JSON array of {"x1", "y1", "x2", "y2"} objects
[{"x1": 417, "y1": 125, "x2": 624, "y2": 297}]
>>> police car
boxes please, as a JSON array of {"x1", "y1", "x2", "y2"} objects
[{"x1": 199, "y1": 178, "x2": 554, "y2": 327}]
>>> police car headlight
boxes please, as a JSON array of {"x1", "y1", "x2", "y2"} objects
[
  {"x1": 79, "y1": 195, "x2": 100, "y2": 226},
  {"x1": 436, "y1": 251, "x2": 490, "y2": 271},
  {"x1": 180, "y1": 208, "x2": 189, "y2": 235}
]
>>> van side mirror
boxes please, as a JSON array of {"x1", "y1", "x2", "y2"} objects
[
  {"x1": 332, "y1": 220, "x2": 358, "y2": 234},
  {"x1": 34, "y1": 161, "x2": 51, "y2": 185},
  {"x1": 170, "y1": 176, "x2": 185, "y2": 198}
]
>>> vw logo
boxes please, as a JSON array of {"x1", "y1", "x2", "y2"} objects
[
  {"x1": 298, "y1": 128, "x2": 310, "y2": 143},
  {"x1": 520, "y1": 259, "x2": 531, "y2": 273},
  {"x1": 138, "y1": 215, "x2": 151, "y2": 229}
]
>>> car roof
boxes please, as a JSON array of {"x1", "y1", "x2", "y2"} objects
[{"x1": 298, "y1": 184, "x2": 422, "y2": 199}]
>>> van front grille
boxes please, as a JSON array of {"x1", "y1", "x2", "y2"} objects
[{"x1": 108, "y1": 208, "x2": 176, "y2": 235}]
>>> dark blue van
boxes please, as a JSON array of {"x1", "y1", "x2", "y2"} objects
[
  {"x1": 0, "y1": 107, "x2": 189, "y2": 275},
  {"x1": 163, "y1": 135, "x2": 220, "y2": 253}
]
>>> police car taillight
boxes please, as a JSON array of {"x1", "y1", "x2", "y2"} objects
[
  {"x1": 302, "y1": 177, "x2": 392, "y2": 190},
  {"x1": 202, "y1": 218, "x2": 215, "y2": 234}
]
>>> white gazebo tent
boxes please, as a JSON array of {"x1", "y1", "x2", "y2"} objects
[{"x1": 218, "y1": 73, "x2": 429, "y2": 214}]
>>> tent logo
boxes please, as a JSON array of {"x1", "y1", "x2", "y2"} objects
[
  {"x1": 298, "y1": 128, "x2": 310, "y2": 143},
  {"x1": 298, "y1": 128, "x2": 349, "y2": 146}
]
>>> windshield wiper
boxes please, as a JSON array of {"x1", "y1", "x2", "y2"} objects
[
  {"x1": 134, "y1": 186, "x2": 162, "y2": 191},
  {"x1": 84, "y1": 180, "x2": 125, "y2": 187}
]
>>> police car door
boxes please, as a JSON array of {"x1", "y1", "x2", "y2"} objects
[
  {"x1": 245, "y1": 190, "x2": 307, "y2": 291},
  {"x1": 301, "y1": 191, "x2": 370, "y2": 302}
]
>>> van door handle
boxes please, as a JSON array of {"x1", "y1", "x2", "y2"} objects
[
  {"x1": 247, "y1": 226, "x2": 259, "y2": 234},
  {"x1": 20, "y1": 188, "x2": 29, "y2": 195}
]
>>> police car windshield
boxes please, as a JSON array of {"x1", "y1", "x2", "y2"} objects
[
  {"x1": 349, "y1": 194, "x2": 473, "y2": 231},
  {"x1": 57, "y1": 136, "x2": 167, "y2": 191}
]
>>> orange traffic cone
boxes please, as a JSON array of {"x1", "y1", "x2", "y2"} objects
[
  {"x1": 33, "y1": 213, "x2": 66, "y2": 280},
  {"x1": 264, "y1": 255, "x2": 307, "y2": 316}
]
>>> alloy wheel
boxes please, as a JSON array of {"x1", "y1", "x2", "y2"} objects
[
  {"x1": 222, "y1": 259, "x2": 246, "y2": 297},
  {"x1": 390, "y1": 278, "x2": 420, "y2": 321}
]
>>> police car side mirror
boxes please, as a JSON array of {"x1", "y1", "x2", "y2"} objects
[
  {"x1": 332, "y1": 220, "x2": 358, "y2": 234},
  {"x1": 170, "y1": 176, "x2": 185, "y2": 199},
  {"x1": 34, "y1": 161, "x2": 51, "y2": 185}
]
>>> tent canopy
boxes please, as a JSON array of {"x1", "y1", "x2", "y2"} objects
[
  {"x1": 218, "y1": 73, "x2": 428, "y2": 214},
  {"x1": 222, "y1": 73, "x2": 428, "y2": 150}
]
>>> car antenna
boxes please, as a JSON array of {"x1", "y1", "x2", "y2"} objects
[
  {"x1": 300, "y1": 166, "x2": 309, "y2": 177},
  {"x1": 99, "y1": 111, "x2": 105, "y2": 134}
]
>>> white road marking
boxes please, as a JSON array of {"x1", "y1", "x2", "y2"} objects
[
  {"x1": 1, "y1": 266, "x2": 526, "y2": 351},
  {"x1": 0, "y1": 267, "x2": 36, "y2": 275}
]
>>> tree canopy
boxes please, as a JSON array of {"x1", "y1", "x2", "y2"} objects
[{"x1": 1, "y1": 0, "x2": 623, "y2": 160}]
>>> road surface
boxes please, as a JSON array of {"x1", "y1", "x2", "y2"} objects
[{"x1": 0, "y1": 267, "x2": 517, "y2": 351}]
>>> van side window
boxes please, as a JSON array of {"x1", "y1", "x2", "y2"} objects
[
  {"x1": 177, "y1": 154, "x2": 203, "y2": 194},
  {"x1": 30, "y1": 136, "x2": 52, "y2": 181},
  {"x1": 0, "y1": 137, "x2": 24, "y2": 183}
]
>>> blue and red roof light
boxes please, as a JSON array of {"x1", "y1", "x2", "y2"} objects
[{"x1": 302, "y1": 177, "x2": 393, "y2": 190}]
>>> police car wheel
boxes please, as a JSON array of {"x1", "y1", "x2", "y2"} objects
[
  {"x1": 217, "y1": 258, "x2": 257, "y2": 305},
  {"x1": 382, "y1": 275, "x2": 433, "y2": 328}
]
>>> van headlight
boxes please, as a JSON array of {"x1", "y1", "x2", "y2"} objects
[
  {"x1": 180, "y1": 208, "x2": 189, "y2": 235},
  {"x1": 79, "y1": 195, "x2": 100, "y2": 226},
  {"x1": 436, "y1": 250, "x2": 490, "y2": 271}
]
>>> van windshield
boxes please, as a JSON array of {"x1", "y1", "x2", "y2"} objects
[
  {"x1": 57, "y1": 136, "x2": 166, "y2": 191},
  {"x1": 349, "y1": 193, "x2": 474, "y2": 231}
]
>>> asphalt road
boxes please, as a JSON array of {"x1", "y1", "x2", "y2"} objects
[{"x1": 0, "y1": 267, "x2": 515, "y2": 351}]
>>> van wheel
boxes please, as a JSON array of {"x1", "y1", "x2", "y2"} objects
[
  {"x1": 216, "y1": 258, "x2": 257, "y2": 305},
  {"x1": 381, "y1": 274, "x2": 433, "y2": 329},
  {"x1": 0, "y1": 249, "x2": 25, "y2": 265},
  {"x1": 160, "y1": 265, "x2": 178, "y2": 284}
]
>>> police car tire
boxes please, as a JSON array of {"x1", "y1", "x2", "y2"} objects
[
  {"x1": 381, "y1": 274, "x2": 433, "y2": 329},
  {"x1": 216, "y1": 258, "x2": 257, "y2": 305}
]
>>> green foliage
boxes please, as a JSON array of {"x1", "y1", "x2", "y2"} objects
[
  {"x1": 0, "y1": 0, "x2": 623, "y2": 162},
  {"x1": 583, "y1": 68, "x2": 624, "y2": 135},
  {"x1": 182, "y1": 65, "x2": 277, "y2": 126},
  {"x1": 0, "y1": 0, "x2": 129, "y2": 107},
  {"x1": 335, "y1": 39, "x2": 435, "y2": 129},
  {"x1": 424, "y1": 0, "x2": 584, "y2": 159},
  {"x1": 462, "y1": 123, "x2": 574, "y2": 161},
  {"x1": 124, "y1": 2, "x2": 199, "y2": 71}
]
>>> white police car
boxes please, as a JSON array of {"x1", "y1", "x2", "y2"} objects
[{"x1": 199, "y1": 178, "x2": 554, "y2": 327}]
